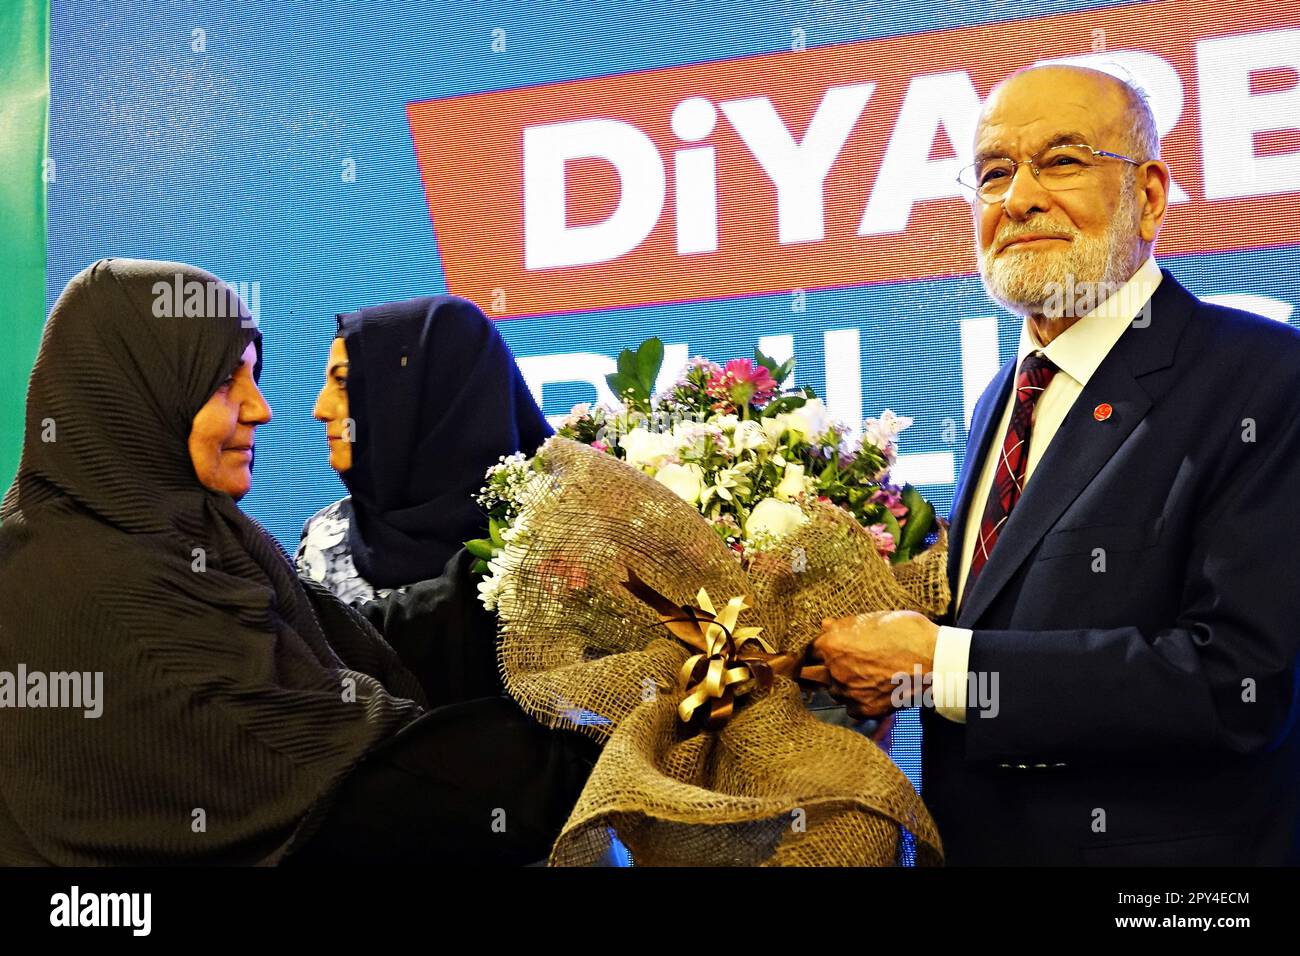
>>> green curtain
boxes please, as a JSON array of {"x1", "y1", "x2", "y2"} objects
[{"x1": 0, "y1": 0, "x2": 49, "y2": 497}]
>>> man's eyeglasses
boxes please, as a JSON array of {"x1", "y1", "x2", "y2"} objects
[{"x1": 956, "y1": 143, "x2": 1143, "y2": 203}]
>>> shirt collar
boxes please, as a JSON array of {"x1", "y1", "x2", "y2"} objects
[{"x1": 1016, "y1": 255, "x2": 1163, "y2": 386}]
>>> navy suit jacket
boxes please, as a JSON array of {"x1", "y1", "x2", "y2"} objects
[{"x1": 923, "y1": 270, "x2": 1300, "y2": 865}]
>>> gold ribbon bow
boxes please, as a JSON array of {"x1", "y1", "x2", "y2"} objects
[{"x1": 623, "y1": 570, "x2": 826, "y2": 731}]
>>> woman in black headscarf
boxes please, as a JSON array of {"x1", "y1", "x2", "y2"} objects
[
  {"x1": 297, "y1": 295, "x2": 550, "y2": 601},
  {"x1": 296, "y1": 295, "x2": 550, "y2": 705},
  {"x1": 0, "y1": 259, "x2": 594, "y2": 866}
]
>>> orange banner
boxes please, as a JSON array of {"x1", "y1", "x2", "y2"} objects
[{"x1": 407, "y1": 0, "x2": 1300, "y2": 318}]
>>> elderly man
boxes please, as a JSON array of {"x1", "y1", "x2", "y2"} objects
[{"x1": 814, "y1": 64, "x2": 1300, "y2": 865}]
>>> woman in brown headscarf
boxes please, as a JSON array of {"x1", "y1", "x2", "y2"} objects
[{"x1": 0, "y1": 258, "x2": 595, "y2": 865}]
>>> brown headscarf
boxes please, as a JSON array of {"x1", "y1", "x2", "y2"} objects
[{"x1": 0, "y1": 258, "x2": 425, "y2": 865}]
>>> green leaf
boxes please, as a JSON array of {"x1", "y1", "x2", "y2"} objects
[
  {"x1": 773, "y1": 357, "x2": 796, "y2": 385},
  {"x1": 470, "y1": 558, "x2": 490, "y2": 575},
  {"x1": 879, "y1": 509, "x2": 904, "y2": 564},
  {"x1": 754, "y1": 346, "x2": 779, "y2": 375},
  {"x1": 606, "y1": 352, "x2": 636, "y2": 401},
  {"x1": 606, "y1": 339, "x2": 661, "y2": 410},
  {"x1": 898, "y1": 484, "x2": 936, "y2": 554},
  {"x1": 762, "y1": 394, "x2": 808, "y2": 416},
  {"x1": 616, "y1": 347, "x2": 639, "y2": 381},
  {"x1": 636, "y1": 337, "x2": 664, "y2": 390},
  {"x1": 488, "y1": 517, "x2": 506, "y2": 548},
  {"x1": 466, "y1": 538, "x2": 497, "y2": 560}
]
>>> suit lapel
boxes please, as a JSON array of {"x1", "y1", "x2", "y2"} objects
[
  {"x1": 951, "y1": 269, "x2": 1195, "y2": 627},
  {"x1": 954, "y1": 365, "x2": 1151, "y2": 624}
]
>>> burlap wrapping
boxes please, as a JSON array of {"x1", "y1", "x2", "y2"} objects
[{"x1": 494, "y1": 438, "x2": 950, "y2": 866}]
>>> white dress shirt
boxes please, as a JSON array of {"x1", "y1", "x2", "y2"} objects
[{"x1": 931, "y1": 255, "x2": 1164, "y2": 722}]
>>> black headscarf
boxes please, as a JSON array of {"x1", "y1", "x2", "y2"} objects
[
  {"x1": 0, "y1": 258, "x2": 425, "y2": 865},
  {"x1": 336, "y1": 294, "x2": 552, "y2": 588}
]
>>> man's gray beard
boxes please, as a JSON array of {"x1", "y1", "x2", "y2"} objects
[{"x1": 978, "y1": 189, "x2": 1145, "y2": 321}]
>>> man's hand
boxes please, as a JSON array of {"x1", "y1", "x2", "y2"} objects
[{"x1": 811, "y1": 610, "x2": 940, "y2": 720}]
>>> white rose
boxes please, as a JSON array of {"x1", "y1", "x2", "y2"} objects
[
  {"x1": 759, "y1": 399, "x2": 829, "y2": 445},
  {"x1": 773, "y1": 461, "x2": 809, "y2": 501},
  {"x1": 746, "y1": 497, "x2": 808, "y2": 542},
  {"x1": 655, "y1": 462, "x2": 705, "y2": 504},
  {"x1": 671, "y1": 419, "x2": 715, "y2": 454},
  {"x1": 620, "y1": 428, "x2": 675, "y2": 470},
  {"x1": 787, "y1": 398, "x2": 830, "y2": 444}
]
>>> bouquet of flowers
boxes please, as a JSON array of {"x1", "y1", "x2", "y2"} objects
[
  {"x1": 469, "y1": 338, "x2": 939, "y2": 605},
  {"x1": 464, "y1": 340, "x2": 951, "y2": 867}
]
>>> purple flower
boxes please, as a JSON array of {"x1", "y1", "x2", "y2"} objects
[{"x1": 869, "y1": 487, "x2": 909, "y2": 520}]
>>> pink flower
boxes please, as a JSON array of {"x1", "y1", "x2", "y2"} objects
[
  {"x1": 706, "y1": 358, "x2": 778, "y2": 409},
  {"x1": 868, "y1": 523, "x2": 897, "y2": 559},
  {"x1": 591, "y1": 439, "x2": 611, "y2": 454}
]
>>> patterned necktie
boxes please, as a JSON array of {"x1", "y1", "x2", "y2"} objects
[{"x1": 960, "y1": 350, "x2": 1059, "y2": 614}]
